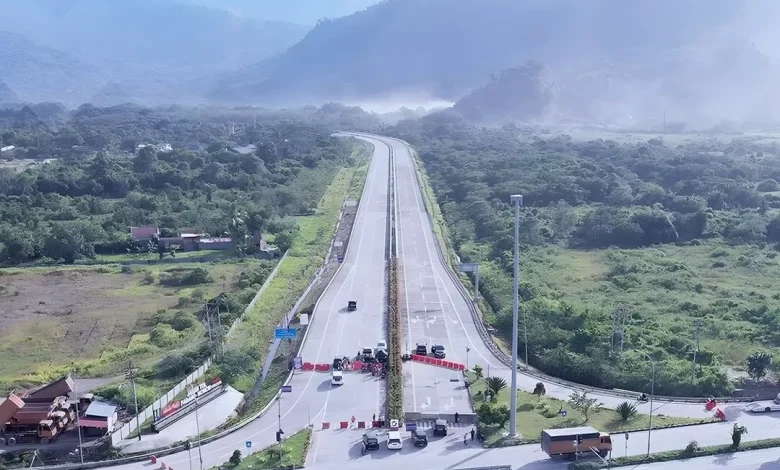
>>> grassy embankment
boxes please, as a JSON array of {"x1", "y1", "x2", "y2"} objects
[{"x1": 465, "y1": 372, "x2": 711, "y2": 447}]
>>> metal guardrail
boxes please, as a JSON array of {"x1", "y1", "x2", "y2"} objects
[{"x1": 393, "y1": 135, "x2": 752, "y2": 405}]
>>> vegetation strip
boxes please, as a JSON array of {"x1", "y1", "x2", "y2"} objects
[
  {"x1": 387, "y1": 144, "x2": 404, "y2": 421},
  {"x1": 569, "y1": 434, "x2": 780, "y2": 470},
  {"x1": 217, "y1": 428, "x2": 312, "y2": 470},
  {"x1": 465, "y1": 371, "x2": 711, "y2": 448}
]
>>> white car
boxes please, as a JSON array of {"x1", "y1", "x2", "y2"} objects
[
  {"x1": 386, "y1": 431, "x2": 402, "y2": 450},
  {"x1": 331, "y1": 371, "x2": 344, "y2": 386},
  {"x1": 375, "y1": 341, "x2": 388, "y2": 353},
  {"x1": 747, "y1": 401, "x2": 780, "y2": 413}
]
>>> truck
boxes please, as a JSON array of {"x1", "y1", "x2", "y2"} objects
[
  {"x1": 541, "y1": 426, "x2": 612, "y2": 458},
  {"x1": 0, "y1": 393, "x2": 74, "y2": 445}
]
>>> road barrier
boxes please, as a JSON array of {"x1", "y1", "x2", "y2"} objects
[
  {"x1": 322, "y1": 422, "x2": 330, "y2": 429},
  {"x1": 339, "y1": 421, "x2": 349, "y2": 429},
  {"x1": 409, "y1": 354, "x2": 465, "y2": 371}
]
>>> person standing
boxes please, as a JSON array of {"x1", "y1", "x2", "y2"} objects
[
  {"x1": 463, "y1": 433, "x2": 468, "y2": 445},
  {"x1": 454, "y1": 412, "x2": 459, "y2": 424},
  {"x1": 471, "y1": 428, "x2": 475, "y2": 441}
]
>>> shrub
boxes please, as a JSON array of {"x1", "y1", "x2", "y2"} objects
[
  {"x1": 683, "y1": 439, "x2": 699, "y2": 456},
  {"x1": 712, "y1": 261, "x2": 726, "y2": 268},
  {"x1": 615, "y1": 401, "x2": 637, "y2": 421},
  {"x1": 229, "y1": 450, "x2": 241, "y2": 466},
  {"x1": 159, "y1": 267, "x2": 213, "y2": 286}
]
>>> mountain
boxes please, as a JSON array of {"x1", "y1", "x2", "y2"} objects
[
  {"x1": 0, "y1": 0, "x2": 310, "y2": 104},
  {"x1": 0, "y1": 30, "x2": 103, "y2": 105},
  {"x1": 185, "y1": 0, "x2": 379, "y2": 25},
  {"x1": 453, "y1": 62, "x2": 554, "y2": 124},
  {"x1": 0, "y1": 80, "x2": 19, "y2": 104},
  {"x1": 210, "y1": 0, "x2": 780, "y2": 111}
]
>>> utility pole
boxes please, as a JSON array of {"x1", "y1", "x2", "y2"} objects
[
  {"x1": 663, "y1": 109, "x2": 667, "y2": 135},
  {"x1": 194, "y1": 392, "x2": 203, "y2": 470},
  {"x1": 692, "y1": 319, "x2": 701, "y2": 381},
  {"x1": 125, "y1": 363, "x2": 141, "y2": 441},
  {"x1": 611, "y1": 306, "x2": 629, "y2": 354},
  {"x1": 509, "y1": 194, "x2": 523, "y2": 437}
]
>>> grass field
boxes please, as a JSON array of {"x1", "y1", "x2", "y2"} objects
[
  {"x1": 0, "y1": 260, "x2": 259, "y2": 391},
  {"x1": 229, "y1": 145, "x2": 370, "y2": 392},
  {"x1": 465, "y1": 373, "x2": 711, "y2": 446},
  {"x1": 510, "y1": 240, "x2": 780, "y2": 369}
]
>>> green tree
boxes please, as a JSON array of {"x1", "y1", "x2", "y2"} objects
[
  {"x1": 532, "y1": 382, "x2": 546, "y2": 402},
  {"x1": 568, "y1": 391, "x2": 602, "y2": 422},
  {"x1": 485, "y1": 376, "x2": 507, "y2": 402},
  {"x1": 473, "y1": 364, "x2": 483, "y2": 380},
  {"x1": 229, "y1": 449, "x2": 241, "y2": 466},
  {"x1": 747, "y1": 351, "x2": 772, "y2": 381},
  {"x1": 615, "y1": 401, "x2": 637, "y2": 421}
]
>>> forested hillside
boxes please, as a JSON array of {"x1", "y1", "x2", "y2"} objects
[
  {"x1": 393, "y1": 118, "x2": 780, "y2": 396},
  {"x1": 0, "y1": 104, "x2": 366, "y2": 266}
]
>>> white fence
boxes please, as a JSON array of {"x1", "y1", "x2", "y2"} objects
[
  {"x1": 110, "y1": 252, "x2": 289, "y2": 446},
  {"x1": 111, "y1": 360, "x2": 211, "y2": 445}
]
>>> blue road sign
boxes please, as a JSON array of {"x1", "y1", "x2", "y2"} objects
[
  {"x1": 405, "y1": 422, "x2": 417, "y2": 431},
  {"x1": 274, "y1": 328, "x2": 297, "y2": 339},
  {"x1": 281, "y1": 385, "x2": 292, "y2": 393},
  {"x1": 245, "y1": 441, "x2": 251, "y2": 448},
  {"x1": 560, "y1": 410, "x2": 567, "y2": 417}
]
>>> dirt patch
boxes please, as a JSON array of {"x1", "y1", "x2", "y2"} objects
[{"x1": 0, "y1": 270, "x2": 167, "y2": 375}]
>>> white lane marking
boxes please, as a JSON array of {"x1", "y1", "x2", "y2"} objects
[
  {"x1": 311, "y1": 137, "x2": 384, "y2": 464},
  {"x1": 400, "y1": 143, "x2": 503, "y2": 371}
]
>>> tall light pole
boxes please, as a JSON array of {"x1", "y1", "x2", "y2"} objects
[
  {"x1": 509, "y1": 194, "x2": 523, "y2": 437},
  {"x1": 194, "y1": 393, "x2": 203, "y2": 470},
  {"x1": 637, "y1": 351, "x2": 655, "y2": 456},
  {"x1": 72, "y1": 372, "x2": 84, "y2": 464}
]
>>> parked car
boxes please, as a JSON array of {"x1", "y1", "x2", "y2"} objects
[
  {"x1": 387, "y1": 431, "x2": 403, "y2": 450},
  {"x1": 361, "y1": 431, "x2": 380, "y2": 454},
  {"x1": 415, "y1": 343, "x2": 428, "y2": 355},
  {"x1": 347, "y1": 300, "x2": 357, "y2": 311},
  {"x1": 432, "y1": 344, "x2": 446, "y2": 358},
  {"x1": 411, "y1": 429, "x2": 428, "y2": 447}
]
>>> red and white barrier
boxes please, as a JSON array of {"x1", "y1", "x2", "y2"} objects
[{"x1": 409, "y1": 354, "x2": 465, "y2": 371}]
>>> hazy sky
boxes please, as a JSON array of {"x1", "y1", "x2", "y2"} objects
[{"x1": 187, "y1": 0, "x2": 380, "y2": 25}]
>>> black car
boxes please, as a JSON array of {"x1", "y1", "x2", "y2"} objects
[
  {"x1": 433, "y1": 419, "x2": 448, "y2": 436},
  {"x1": 432, "y1": 344, "x2": 446, "y2": 358},
  {"x1": 415, "y1": 343, "x2": 427, "y2": 355},
  {"x1": 347, "y1": 300, "x2": 357, "y2": 311},
  {"x1": 411, "y1": 429, "x2": 428, "y2": 447},
  {"x1": 362, "y1": 431, "x2": 380, "y2": 454}
]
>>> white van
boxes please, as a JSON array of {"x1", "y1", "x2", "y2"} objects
[
  {"x1": 386, "y1": 431, "x2": 402, "y2": 450},
  {"x1": 331, "y1": 370, "x2": 344, "y2": 386}
]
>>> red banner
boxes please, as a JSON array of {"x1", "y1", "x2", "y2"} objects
[{"x1": 161, "y1": 400, "x2": 181, "y2": 418}]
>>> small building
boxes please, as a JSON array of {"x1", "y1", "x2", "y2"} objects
[
  {"x1": 198, "y1": 237, "x2": 233, "y2": 250},
  {"x1": 0, "y1": 145, "x2": 15, "y2": 153},
  {"x1": 130, "y1": 226, "x2": 159, "y2": 241},
  {"x1": 80, "y1": 402, "x2": 117, "y2": 437}
]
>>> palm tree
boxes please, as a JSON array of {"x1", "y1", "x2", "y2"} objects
[
  {"x1": 486, "y1": 376, "x2": 507, "y2": 401},
  {"x1": 615, "y1": 401, "x2": 638, "y2": 421}
]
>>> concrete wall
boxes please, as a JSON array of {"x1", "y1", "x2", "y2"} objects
[{"x1": 111, "y1": 360, "x2": 211, "y2": 445}]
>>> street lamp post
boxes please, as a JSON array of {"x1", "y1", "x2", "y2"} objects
[
  {"x1": 194, "y1": 393, "x2": 203, "y2": 470},
  {"x1": 72, "y1": 372, "x2": 84, "y2": 464},
  {"x1": 638, "y1": 351, "x2": 656, "y2": 456},
  {"x1": 509, "y1": 194, "x2": 523, "y2": 437},
  {"x1": 466, "y1": 346, "x2": 470, "y2": 370}
]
